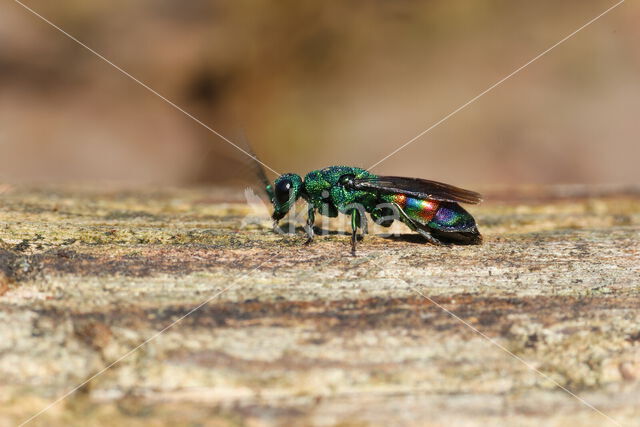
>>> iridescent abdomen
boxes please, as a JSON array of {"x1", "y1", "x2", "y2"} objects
[
  {"x1": 428, "y1": 201, "x2": 478, "y2": 232},
  {"x1": 389, "y1": 194, "x2": 440, "y2": 223},
  {"x1": 384, "y1": 194, "x2": 477, "y2": 232}
]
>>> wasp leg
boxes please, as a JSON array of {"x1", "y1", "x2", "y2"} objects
[
  {"x1": 272, "y1": 219, "x2": 284, "y2": 235},
  {"x1": 414, "y1": 227, "x2": 446, "y2": 245},
  {"x1": 360, "y1": 211, "x2": 369, "y2": 234},
  {"x1": 304, "y1": 205, "x2": 315, "y2": 245},
  {"x1": 349, "y1": 208, "x2": 362, "y2": 255},
  {"x1": 392, "y1": 202, "x2": 445, "y2": 245}
]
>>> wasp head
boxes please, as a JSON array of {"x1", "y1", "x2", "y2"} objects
[{"x1": 270, "y1": 173, "x2": 303, "y2": 221}]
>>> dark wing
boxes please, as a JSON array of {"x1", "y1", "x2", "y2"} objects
[{"x1": 353, "y1": 176, "x2": 482, "y2": 204}]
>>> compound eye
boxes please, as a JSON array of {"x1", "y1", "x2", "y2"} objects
[
  {"x1": 339, "y1": 174, "x2": 355, "y2": 188},
  {"x1": 275, "y1": 179, "x2": 292, "y2": 204}
]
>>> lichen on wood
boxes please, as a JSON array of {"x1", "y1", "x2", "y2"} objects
[{"x1": 0, "y1": 185, "x2": 639, "y2": 426}]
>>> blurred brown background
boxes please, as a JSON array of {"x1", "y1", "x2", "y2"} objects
[{"x1": 0, "y1": 0, "x2": 638, "y2": 187}]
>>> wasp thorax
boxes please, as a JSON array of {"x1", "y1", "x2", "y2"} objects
[{"x1": 339, "y1": 174, "x2": 355, "y2": 188}]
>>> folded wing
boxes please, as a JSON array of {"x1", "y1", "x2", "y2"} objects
[{"x1": 353, "y1": 176, "x2": 482, "y2": 204}]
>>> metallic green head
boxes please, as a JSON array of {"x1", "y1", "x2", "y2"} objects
[{"x1": 270, "y1": 173, "x2": 303, "y2": 221}]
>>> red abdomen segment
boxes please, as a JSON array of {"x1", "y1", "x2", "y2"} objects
[{"x1": 392, "y1": 194, "x2": 440, "y2": 223}]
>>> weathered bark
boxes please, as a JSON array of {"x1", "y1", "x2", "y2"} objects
[{"x1": 0, "y1": 185, "x2": 639, "y2": 426}]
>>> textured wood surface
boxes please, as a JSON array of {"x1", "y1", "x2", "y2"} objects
[{"x1": 0, "y1": 185, "x2": 639, "y2": 426}]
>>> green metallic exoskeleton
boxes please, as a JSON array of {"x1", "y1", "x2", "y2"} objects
[{"x1": 253, "y1": 159, "x2": 482, "y2": 254}]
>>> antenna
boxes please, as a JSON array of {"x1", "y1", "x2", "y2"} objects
[{"x1": 239, "y1": 130, "x2": 274, "y2": 199}]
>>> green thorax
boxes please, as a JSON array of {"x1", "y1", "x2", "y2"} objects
[{"x1": 303, "y1": 166, "x2": 379, "y2": 213}]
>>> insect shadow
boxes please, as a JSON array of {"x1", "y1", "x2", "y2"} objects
[
  {"x1": 381, "y1": 233, "x2": 430, "y2": 244},
  {"x1": 276, "y1": 223, "x2": 350, "y2": 236}
]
